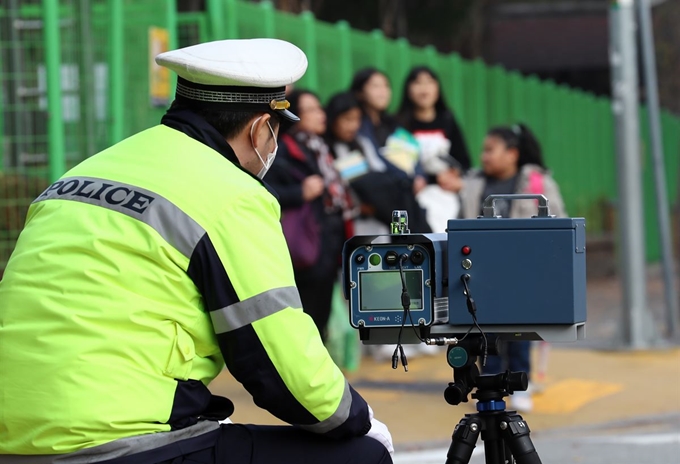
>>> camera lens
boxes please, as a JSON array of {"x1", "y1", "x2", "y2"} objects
[{"x1": 411, "y1": 250, "x2": 424, "y2": 265}]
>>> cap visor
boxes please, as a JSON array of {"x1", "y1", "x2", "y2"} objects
[{"x1": 277, "y1": 108, "x2": 299, "y2": 122}]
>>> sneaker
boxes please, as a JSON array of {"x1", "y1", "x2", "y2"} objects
[
  {"x1": 526, "y1": 381, "x2": 545, "y2": 395},
  {"x1": 510, "y1": 391, "x2": 533, "y2": 413}
]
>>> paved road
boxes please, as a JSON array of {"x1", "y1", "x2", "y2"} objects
[{"x1": 393, "y1": 413, "x2": 680, "y2": 463}]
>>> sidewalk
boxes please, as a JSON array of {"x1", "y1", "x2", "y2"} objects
[{"x1": 207, "y1": 266, "x2": 680, "y2": 448}]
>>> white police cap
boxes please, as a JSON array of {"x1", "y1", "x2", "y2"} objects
[{"x1": 155, "y1": 38, "x2": 308, "y2": 122}]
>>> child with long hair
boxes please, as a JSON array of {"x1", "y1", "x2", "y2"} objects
[
  {"x1": 397, "y1": 65, "x2": 470, "y2": 171},
  {"x1": 459, "y1": 123, "x2": 566, "y2": 220},
  {"x1": 397, "y1": 66, "x2": 471, "y2": 231},
  {"x1": 458, "y1": 123, "x2": 567, "y2": 412},
  {"x1": 350, "y1": 68, "x2": 398, "y2": 152}
]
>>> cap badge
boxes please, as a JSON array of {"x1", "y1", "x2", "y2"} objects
[{"x1": 269, "y1": 99, "x2": 291, "y2": 110}]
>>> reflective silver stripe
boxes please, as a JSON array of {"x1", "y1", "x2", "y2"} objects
[
  {"x1": 33, "y1": 176, "x2": 205, "y2": 258},
  {"x1": 299, "y1": 380, "x2": 353, "y2": 434},
  {"x1": 210, "y1": 286, "x2": 302, "y2": 333},
  {"x1": 0, "y1": 421, "x2": 221, "y2": 464}
]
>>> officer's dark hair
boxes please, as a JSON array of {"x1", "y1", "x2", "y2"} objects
[
  {"x1": 169, "y1": 100, "x2": 281, "y2": 140},
  {"x1": 487, "y1": 123, "x2": 547, "y2": 170}
]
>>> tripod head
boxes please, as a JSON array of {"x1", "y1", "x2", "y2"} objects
[
  {"x1": 442, "y1": 335, "x2": 542, "y2": 464},
  {"x1": 444, "y1": 335, "x2": 529, "y2": 407}
]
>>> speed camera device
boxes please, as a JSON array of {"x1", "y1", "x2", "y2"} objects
[{"x1": 341, "y1": 194, "x2": 587, "y2": 344}]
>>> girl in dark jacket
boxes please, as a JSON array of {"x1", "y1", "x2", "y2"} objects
[{"x1": 397, "y1": 66, "x2": 470, "y2": 231}]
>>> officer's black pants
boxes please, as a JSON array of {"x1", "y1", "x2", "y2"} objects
[{"x1": 103, "y1": 425, "x2": 392, "y2": 464}]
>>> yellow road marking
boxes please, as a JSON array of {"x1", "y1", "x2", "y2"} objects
[{"x1": 532, "y1": 378, "x2": 624, "y2": 414}]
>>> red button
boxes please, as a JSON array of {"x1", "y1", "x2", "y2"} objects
[{"x1": 461, "y1": 246, "x2": 471, "y2": 255}]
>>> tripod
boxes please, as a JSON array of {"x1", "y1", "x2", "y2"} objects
[{"x1": 442, "y1": 336, "x2": 542, "y2": 464}]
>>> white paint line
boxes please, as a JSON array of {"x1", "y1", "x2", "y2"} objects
[{"x1": 582, "y1": 432, "x2": 680, "y2": 446}]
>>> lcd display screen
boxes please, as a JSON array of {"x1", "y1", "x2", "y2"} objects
[{"x1": 359, "y1": 270, "x2": 423, "y2": 311}]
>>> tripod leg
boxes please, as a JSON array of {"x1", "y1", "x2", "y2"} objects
[
  {"x1": 445, "y1": 416, "x2": 481, "y2": 464},
  {"x1": 480, "y1": 416, "x2": 507, "y2": 464},
  {"x1": 499, "y1": 413, "x2": 542, "y2": 464}
]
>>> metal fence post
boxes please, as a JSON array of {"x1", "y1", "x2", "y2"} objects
[
  {"x1": 449, "y1": 53, "x2": 465, "y2": 127},
  {"x1": 261, "y1": 1, "x2": 275, "y2": 38},
  {"x1": 393, "y1": 36, "x2": 408, "y2": 78},
  {"x1": 489, "y1": 66, "x2": 507, "y2": 126},
  {"x1": 510, "y1": 71, "x2": 525, "y2": 123},
  {"x1": 370, "y1": 29, "x2": 386, "y2": 71},
  {"x1": 425, "y1": 45, "x2": 437, "y2": 70},
  {"x1": 525, "y1": 76, "x2": 542, "y2": 138},
  {"x1": 609, "y1": 0, "x2": 658, "y2": 348},
  {"x1": 108, "y1": 0, "x2": 124, "y2": 145},
  {"x1": 42, "y1": 0, "x2": 66, "y2": 181},
  {"x1": 471, "y1": 59, "x2": 487, "y2": 155},
  {"x1": 337, "y1": 20, "x2": 352, "y2": 88},
  {"x1": 224, "y1": 0, "x2": 238, "y2": 39},
  {"x1": 637, "y1": 0, "x2": 679, "y2": 338},
  {"x1": 394, "y1": 37, "x2": 410, "y2": 113},
  {"x1": 301, "y1": 11, "x2": 318, "y2": 91},
  {"x1": 0, "y1": 29, "x2": 4, "y2": 173},
  {"x1": 206, "y1": 0, "x2": 225, "y2": 41},
  {"x1": 167, "y1": 0, "x2": 178, "y2": 97}
]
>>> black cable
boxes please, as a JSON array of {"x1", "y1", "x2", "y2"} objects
[
  {"x1": 392, "y1": 254, "x2": 426, "y2": 371},
  {"x1": 393, "y1": 255, "x2": 410, "y2": 371},
  {"x1": 461, "y1": 275, "x2": 488, "y2": 366}
]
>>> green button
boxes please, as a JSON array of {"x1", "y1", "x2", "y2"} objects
[
  {"x1": 447, "y1": 347, "x2": 468, "y2": 368},
  {"x1": 369, "y1": 254, "x2": 382, "y2": 266}
]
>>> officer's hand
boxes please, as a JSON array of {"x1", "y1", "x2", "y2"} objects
[
  {"x1": 366, "y1": 406, "x2": 394, "y2": 457},
  {"x1": 302, "y1": 175, "x2": 325, "y2": 202}
]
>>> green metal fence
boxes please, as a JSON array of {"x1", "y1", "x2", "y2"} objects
[
  {"x1": 0, "y1": 0, "x2": 176, "y2": 268},
  {"x1": 1, "y1": 0, "x2": 679, "y2": 270}
]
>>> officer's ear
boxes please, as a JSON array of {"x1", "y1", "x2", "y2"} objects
[
  {"x1": 269, "y1": 114, "x2": 281, "y2": 135},
  {"x1": 250, "y1": 113, "x2": 278, "y2": 149}
]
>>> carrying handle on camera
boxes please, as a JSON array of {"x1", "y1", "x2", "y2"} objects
[{"x1": 481, "y1": 194, "x2": 552, "y2": 218}]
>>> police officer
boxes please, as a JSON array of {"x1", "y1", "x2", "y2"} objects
[{"x1": 0, "y1": 39, "x2": 393, "y2": 464}]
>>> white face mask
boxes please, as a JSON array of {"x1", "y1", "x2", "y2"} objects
[{"x1": 250, "y1": 116, "x2": 278, "y2": 179}]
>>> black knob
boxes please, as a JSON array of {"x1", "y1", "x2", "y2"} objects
[
  {"x1": 410, "y1": 250, "x2": 424, "y2": 265},
  {"x1": 355, "y1": 254, "x2": 365, "y2": 264},
  {"x1": 444, "y1": 382, "x2": 467, "y2": 405},
  {"x1": 506, "y1": 371, "x2": 528, "y2": 393}
]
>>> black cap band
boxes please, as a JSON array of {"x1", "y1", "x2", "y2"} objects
[
  {"x1": 176, "y1": 77, "x2": 285, "y2": 104},
  {"x1": 174, "y1": 77, "x2": 298, "y2": 123}
]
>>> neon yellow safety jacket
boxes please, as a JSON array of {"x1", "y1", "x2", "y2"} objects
[{"x1": 0, "y1": 115, "x2": 370, "y2": 461}]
